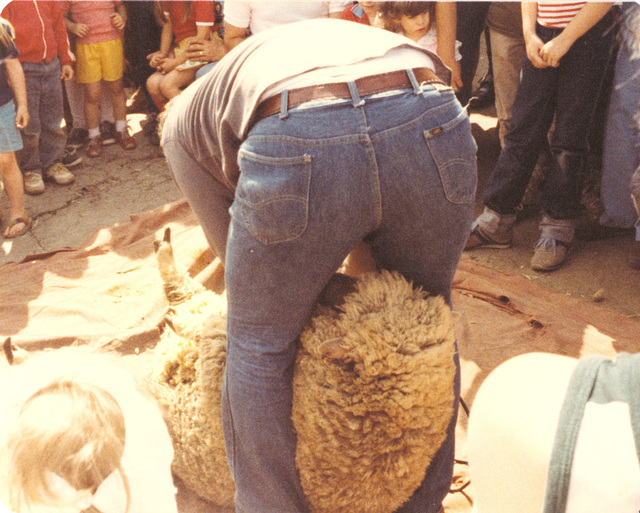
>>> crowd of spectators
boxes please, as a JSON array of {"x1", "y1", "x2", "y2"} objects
[{"x1": 0, "y1": 0, "x2": 637, "y2": 275}]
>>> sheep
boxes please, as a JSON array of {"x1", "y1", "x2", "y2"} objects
[{"x1": 149, "y1": 227, "x2": 457, "y2": 512}]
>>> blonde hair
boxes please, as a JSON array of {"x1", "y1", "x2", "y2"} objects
[
  {"x1": 6, "y1": 381, "x2": 129, "y2": 512},
  {"x1": 0, "y1": 17, "x2": 16, "y2": 52}
]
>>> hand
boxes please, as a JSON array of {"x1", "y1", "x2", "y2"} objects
[
  {"x1": 60, "y1": 64, "x2": 74, "y2": 81},
  {"x1": 158, "y1": 56, "x2": 180, "y2": 74},
  {"x1": 185, "y1": 36, "x2": 226, "y2": 63},
  {"x1": 449, "y1": 60, "x2": 463, "y2": 92},
  {"x1": 147, "y1": 51, "x2": 167, "y2": 69},
  {"x1": 539, "y1": 34, "x2": 573, "y2": 68},
  {"x1": 110, "y1": 12, "x2": 125, "y2": 31},
  {"x1": 72, "y1": 22, "x2": 89, "y2": 38},
  {"x1": 14, "y1": 104, "x2": 28, "y2": 129},
  {"x1": 524, "y1": 33, "x2": 548, "y2": 69}
]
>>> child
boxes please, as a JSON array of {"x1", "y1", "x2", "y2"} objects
[
  {"x1": 62, "y1": 1, "x2": 136, "y2": 158},
  {"x1": 146, "y1": 1, "x2": 215, "y2": 111},
  {"x1": 0, "y1": 1, "x2": 76, "y2": 196},
  {"x1": 465, "y1": 2, "x2": 615, "y2": 272},
  {"x1": 0, "y1": 18, "x2": 30, "y2": 238},
  {"x1": 0, "y1": 347, "x2": 179, "y2": 513},
  {"x1": 377, "y1": 2, "x2": 462, "y2": 86},
  {"x1": 340, "y1": 1, "x2": 379, "y2": 25}
]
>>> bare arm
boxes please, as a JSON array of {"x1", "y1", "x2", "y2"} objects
[
  {"x1": 62, "y1": 4, "x2": 89, "y2": 37},
  {"x1": 110, "y1": 3, "x2": 127, "y2": 31},
  {"x1": 435, "y1": 2, "x2": 462, "y2": 90},
  {"x1": 4, "y1": 58, "x2": 29, "y2": 129},
  {"x1": 521, "y1": 2, "x2": 547, "y2": 68},
  {"x1": 539, "y1": 2, "x2": 613, "y2": 67},
  {"x1": 148, "y1": 19, "x2": 173, "y2": 68},
  {"x1": 223, "y1": 22, "x2": 249, "y2": 51}
]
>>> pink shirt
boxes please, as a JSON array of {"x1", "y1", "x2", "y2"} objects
[{"x1": 63, "y1": 0, "x2": 122, "y2": 45}]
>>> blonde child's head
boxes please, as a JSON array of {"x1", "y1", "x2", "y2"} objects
[
  {"x1": 0, "y1": 16, "x2": 16, "y2": 50},
  {"x1": 377, "y1": 2, "x2": 436, "y2": 42},
  {"x1": 5, "y1": 381, "x2": 128, "y2": 512}
]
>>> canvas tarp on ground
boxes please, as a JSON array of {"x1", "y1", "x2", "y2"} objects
[{"x1": 1, "y1": 199, "x2": 639, "y2": 512}]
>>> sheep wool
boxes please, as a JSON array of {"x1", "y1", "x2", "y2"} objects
[
  {"x1": 292, "y1": 271, "x2": 456, "y2": 513},
  {"x1": 150, "y1": 229, "x2": 456, "y2": 512}
]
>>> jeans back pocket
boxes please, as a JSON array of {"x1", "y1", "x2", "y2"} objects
[
  {"x1": 233, "y1": 148, "x2": 312, "y2": 245},
  {"x1": 424, "y1": 110, "x2": 478, "y2": 205}
]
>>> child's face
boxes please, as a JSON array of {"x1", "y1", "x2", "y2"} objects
[{"x1": 399, "y1": 12, "x2": 430, "y2": 42}]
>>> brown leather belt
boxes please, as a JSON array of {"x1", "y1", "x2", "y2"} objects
[{"x1": 253, "y1": 67, "x2": 446, "y2": 124}]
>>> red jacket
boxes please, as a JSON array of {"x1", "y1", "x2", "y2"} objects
[{"x1": 1, "y1": 0, "x2": 74, "y2": 66}]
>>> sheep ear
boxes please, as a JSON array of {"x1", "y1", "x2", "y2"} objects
[
  {"x1": 317, "y1": 337, "x2": 350, "y2": 361},
  {"x1": 3, "y1": 338, "x2": 29, "y2": 366},
  {"x1": 164, "y1": 227, "x2": 171, "y2": 243},
  {"x1": 3, "y1": 337, "x2": 13, "y2": 365}
]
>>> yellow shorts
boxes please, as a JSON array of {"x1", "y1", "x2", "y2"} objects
[{"x1": 75, "y1": 38, "x2": 124, "y2": 84}]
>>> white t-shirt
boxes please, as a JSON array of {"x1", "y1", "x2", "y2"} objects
[{"x1": 223, "y1": 0, "x2": 350, "y2": 33}]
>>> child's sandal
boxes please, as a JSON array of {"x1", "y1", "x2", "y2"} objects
[{"x1": 3, "y1": 215, "x2": 32, "y2": 238}]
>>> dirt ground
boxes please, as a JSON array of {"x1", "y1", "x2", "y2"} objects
[{"x1": 1, "y1": 100, "x2": 638, "y2": 321}]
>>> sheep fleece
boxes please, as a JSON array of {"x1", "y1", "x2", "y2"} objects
[
  {"x1": 150, "y1": 270, "x2": 455, "y2": 512},
  {"x1": 293, "y1": 271, "x2": 455, "y2": 513}
]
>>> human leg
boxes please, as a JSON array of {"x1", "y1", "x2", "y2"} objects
[
  {"x1": 162, "y1": 138, "x2": 234, "y2": 261},
  {"x1": 489, "y1": 29, "x2": 526, "y2": 147},
  {"x1": 1, "y1": 151, "x2": 29, "y2": 237},
  {"x1": 220, "y1": 83, "x2": 474, "y2": 513},
  {"x1": 146, "y1": 71, "x2": 166, "y2": 111},
  {"x1": 159, "y1": 68, "x2": 198, "y2": 101},
  {"x1": 84, "y1": 81, "x2": 103, "y2": 158},
  {"x1": 0, "y1": 100, "x2": 28, "y2": 236},
  {"x1": 37, "y1": 59, "x2": 67, "y2": 174},
  {"x1": 364, "y1": 89, "x2": 476, "y2": 513},
  {"x1": 600, "y1": 38, "x2": 640, "y2": 229},
  {"x1": 455, "y1": 1, "x2": 491, "y2": 106},
  {"x1": 18, "y1": 62, "x2": 44, "y2": 179}
]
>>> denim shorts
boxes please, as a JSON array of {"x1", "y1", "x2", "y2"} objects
[{"x1": 0, "y1": 100, "x2": 23, "y2": 153}]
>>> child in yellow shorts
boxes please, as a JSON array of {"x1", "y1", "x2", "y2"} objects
[{"x1": 62, "y1": 1, "x2": 136, "y2": 158}]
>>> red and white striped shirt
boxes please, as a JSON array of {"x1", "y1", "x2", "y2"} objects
[{"x1": 537, "y1": 2, "x2": 587, "y2": 28}]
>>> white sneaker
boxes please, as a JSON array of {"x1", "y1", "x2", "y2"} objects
[
  {"x1": 24, "y1": 172, "x2": 45, "y2": 195},
  {"x1": 45, "y1": 162, "x2": 75, "y2": 185}
]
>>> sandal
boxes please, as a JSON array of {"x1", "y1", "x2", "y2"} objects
[{"x1": 3, "y1": 215, "x2": 32, "y2": 238}]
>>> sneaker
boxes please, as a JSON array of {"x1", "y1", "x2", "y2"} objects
[
  {"x1": 100, "y1": 121, "x2": 117, "y2": 146},
  {"x1": 45, "y1": 162, "x2": 75, "y2": 185},
  {"x1": 530, "y1": 238, "x2": 569, "y2": 272},
  {"x1": 468, "y1": 73, "x2": 495, "y2": 111},
  {"x1": 24, "y1": 171, "x2": 45, "y2": 195},
  {"x1": 66, "y1": 127, "x2": 88, "y2": 150},
  {"x1": 86, "y1": 136, "x2": 103, "y2": 158},
  {"x1": 115, "y1": 127, "x2": 136, "y2": 150},
  {"x1": 628, "y1": 240, "x2": 640, "y2": 270},
  {"x1": 465, "y1": 224, "x2": 512, "y2": 250},
  {"x1": 62, "y1": 147, "x2": 82, "y2": 168}
]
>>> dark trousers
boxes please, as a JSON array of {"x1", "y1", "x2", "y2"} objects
[
  {"x1": 456, "y1": 1, "x2": 491, "y2": 105},
  {"x1": 484, "y1": 12, "x2": 616, "y2": 220}
]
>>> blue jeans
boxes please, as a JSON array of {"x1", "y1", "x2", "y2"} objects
[
  {"x1": 601, "y1": 2, "x2": 640, "y2": 241},
  {"x1": 19, "y1": 59, "x2": 66, "y2": 175},
  {"x1": 483, "y1": 13, "x2": 615, "y2": 221},
  {"x1": 166, "y1": 78, "x2": 476, "y2": 513}
]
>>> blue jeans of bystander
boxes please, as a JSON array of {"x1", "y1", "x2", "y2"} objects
[
  {"x1": 19, "y1": 58, "x2": 66, "y2": 175},
  {"x1": 601, "y1": 2, "x2": 640, "y2": 242}
]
